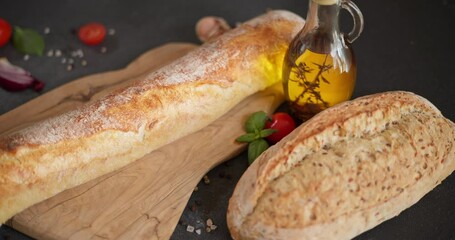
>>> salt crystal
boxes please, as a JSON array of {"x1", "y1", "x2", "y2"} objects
[
  {"x1": 186, "y1": 225, "x2": 195, "y2": 233},
  {"x1": 100, "y1": 46, "x2": 107, "y2": 53},
  {"x1": 81, "y1": 60, "x2": 87, "y2": 66},
  {"x1": 55, "y1": 49, "x2": 62, "y2": 57},
  {"x1": 44, "y1": 27, "x2": 50, "y2": 34},
  {"x1": 210, "y1": 224, "x2": 217, "y2": 230},
  {"x1": 203, "y1": 175, "x2": 210, "y2": 184},
  {"x1": 108, "y1": 28, "x2": 116, "y2": 35},
  {"x1": 195, "y1": 229, "x2": 201, "y2": 235},
  {"x1": 23, "y1": 55, "x2": 30, "y2": 61},
  {"x1": 206, "y1": 218, "x2": 213, "y2": 227},
  {"x1": 47, "y1": 50, "x2": 54, "y2": 57}
]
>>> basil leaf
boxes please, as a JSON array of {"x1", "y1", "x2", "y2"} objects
[
  {"x1": 248, "y1": 139, "x2": 269, "y2": 165},
  {"x1": 236, "y1": 133, "x2": 258, "y2": 143},
  {"x1": 13, "y1": 26, "x2": 45, "y2": 56},
  {"x1": 245, "y1": 111, "x2": 268, "y2": 133},
  {"x1": 260, "y1": 128, "x2": 277, "y2": 138}
]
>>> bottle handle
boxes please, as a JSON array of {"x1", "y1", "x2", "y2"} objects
[{"x1": 341, "y1": 0, "x2": 364, "y2": 43}]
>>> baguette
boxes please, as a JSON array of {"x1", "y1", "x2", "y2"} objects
[
  {"x1": 0, "y1": 10, "x2": 305, "y2": 223},
  {"x1": 227, "y1": 91, "x2": 455, "y2": 240}
]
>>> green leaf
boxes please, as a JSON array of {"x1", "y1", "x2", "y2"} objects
[
  {"x1": 13, "y1": 26, "x2": 45, "y2": 56},
  {"x1": 236, "y1": 133, "x2": 258, "y2": 143},
  {"x1": 245, "y1": 111, "x2": 268, "y2": 133},
  {"x1": 248, "y1": 139, "x2": 269, "y2": 165},
  {"x1": 260, "y1": 128, "x2": 277, "y2": 138}
]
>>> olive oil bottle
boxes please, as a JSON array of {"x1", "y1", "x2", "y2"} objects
[{"x1": 283, "y1": 0, "x2": 364, "y2": 121}]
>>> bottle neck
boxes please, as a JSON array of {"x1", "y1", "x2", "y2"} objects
[{"x1": 304, "y1": 0, "x2": 340, "y2": 34}]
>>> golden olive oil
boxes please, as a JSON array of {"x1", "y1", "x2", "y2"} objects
[
  {"x1": 282, "y1": 0, "x2": 364, "y2": 121},
  {"x1": 283, "y1": 49, "x2": 356, "y2": 121}
]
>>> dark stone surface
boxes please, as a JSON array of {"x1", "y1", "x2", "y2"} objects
[{"x1": 1, "y1": 0, "x2": 455, "y2": 239}]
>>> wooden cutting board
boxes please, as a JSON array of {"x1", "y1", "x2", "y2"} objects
[{"x1": 2, "y1": 43, "x2": 285, "y2": 240}]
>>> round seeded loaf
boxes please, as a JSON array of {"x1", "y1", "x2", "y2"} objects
[{"x1": 227, "y1": 91, "x2": 455, "y2": 240}]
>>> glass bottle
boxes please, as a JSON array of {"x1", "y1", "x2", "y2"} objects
[{"x1": 282, "y1": 0, "x2": 364, "y2": 121}]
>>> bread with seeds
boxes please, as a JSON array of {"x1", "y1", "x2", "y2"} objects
[{"x1": 227, "y1": 91, "x2": 455, "y2": 240}]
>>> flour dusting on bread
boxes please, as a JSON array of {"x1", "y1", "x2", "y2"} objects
[
  {"x1": 0, "y1": 10, "x2": 304, "y2": 149},
  {"x1": 0, "y1": 10, "x2": 305, "y2": 224}
]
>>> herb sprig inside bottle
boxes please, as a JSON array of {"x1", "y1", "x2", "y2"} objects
[
  {"x1": 282, "y1": 0, "x2": 364, "y2": 121},
  {"x1": 236, "y1": 111, "x2": 276, "y2": 165}
]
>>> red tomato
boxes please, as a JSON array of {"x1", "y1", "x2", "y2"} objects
[
  {"x1": 78, "y1": 22, "x2": 106, "y2": 46},
  {"x1": 0, "y1": 18, "x2": 12, "y2": 47},
  {"x1": 264, "y1": 112, "x2": 296, "y2": 144}
]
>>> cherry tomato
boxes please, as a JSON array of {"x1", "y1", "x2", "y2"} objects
[
  {"x1": 264, "y1": 112, "x2": 296, "y2": 144},
  {"x1": 78, "y1": 22, "x2": 106, "y2": 46},
  {"x1": 0, "y1": 18, "x2": 12, "y2": 47}
]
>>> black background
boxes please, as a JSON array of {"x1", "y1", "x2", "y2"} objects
[{"x1": 1, "y1": 0, "x2": 454, "y2": 239}]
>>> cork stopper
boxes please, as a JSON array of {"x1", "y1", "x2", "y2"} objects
[{"x1": 313, "y1": 0, "x2": 337, "y2": 5}]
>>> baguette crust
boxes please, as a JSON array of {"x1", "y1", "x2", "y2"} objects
[
  {"x1": 227, "y1": 91, "x2": 455, "y2": 240},
  {"x1": 0, "y1": 10, "x2": 305, "y2": 223}
]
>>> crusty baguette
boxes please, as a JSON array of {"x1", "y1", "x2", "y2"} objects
[
  {"x1": 0, "y1": 10, "x2": 304, "y2": 224},
  {"x1": 227, "y1": 91, "x2": 455, "y2": 240}
]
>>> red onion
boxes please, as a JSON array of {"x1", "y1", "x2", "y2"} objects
[{"x1": 0, "y1": 58, "x2": 44, "y2": 92}]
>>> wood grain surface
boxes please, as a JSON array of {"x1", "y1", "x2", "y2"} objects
[{"x1": 4, "y1": 43, "x2": 285, "y2": 239}]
